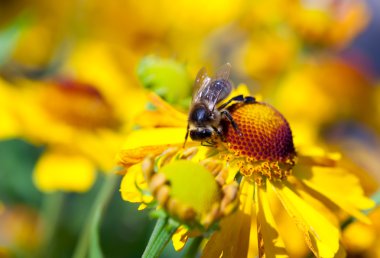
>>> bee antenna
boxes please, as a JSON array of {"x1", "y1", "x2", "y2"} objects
[{"x1": 183, "y1": 124, "x2": 190, "y2": 148}]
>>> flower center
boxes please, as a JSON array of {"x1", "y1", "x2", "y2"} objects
[
  {"x1": 159, "y1": 160, "x2": 220, "y2": 216},
  {"x1": 142, "y1": 154, "x2": 239, "y2": 229},
  {"x1": 41, "y1": 79, "x2": 121, "y2": 130},
  {"x1": 220, "y1": 102, "x2": 296, "y2": 183}
]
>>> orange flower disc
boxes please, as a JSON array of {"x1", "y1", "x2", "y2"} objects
[
  {"x1": 41, "y1": 79, "x2": 120, "y2": 129},
  {"x1": 224, "y1": 102, "x2": 296, "y2": 163}
]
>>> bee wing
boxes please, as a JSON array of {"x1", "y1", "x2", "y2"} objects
[
  {"x1": 206, "y1": 63, "x2": 233, "y2": 107},
  {"x1": 214, "y1": 63, "x2": 231, "y2": 81},
  {"x1": 192, "y1": 63, "x2": 233, "y2": 110},
  {"x1": 192, "y1": 67, "x2": 212, "y2": 103}
]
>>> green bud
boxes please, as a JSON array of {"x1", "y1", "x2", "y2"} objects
[{"x1": 137, "y1": 56, "x2": 192, "y2": 106}]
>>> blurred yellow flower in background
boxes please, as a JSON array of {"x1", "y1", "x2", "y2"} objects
[
  {"x1": 2, "y1": 41, "x2": 147, "y2": 192},
  {"x1": 233, "y1": 31, "x2": 299, "y2": 83},
  {"x1": 343, "y1": 204, "x2": 380, "y2": 257},
  {"x1": 272, "y1": 57, "x2": 373, "y2": 145},
  {"x1": 287, "y1": 0, "x2": 369, "y2": 48},
  {"x1": 0, "y1": 205, "x2": 42, "y2": 256}
]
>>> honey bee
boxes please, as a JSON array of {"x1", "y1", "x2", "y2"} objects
[{"x1": 184, "y1": 63, "x2": 255, "y2": 147}]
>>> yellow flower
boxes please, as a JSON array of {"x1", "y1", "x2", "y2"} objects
[
  {"x1": 342, "y1": 205, "x2": 380, "y2": 257},
  {"x1": 118, "y1": 84, "x2": 374, "y2": 257},
  {"x1": 273, "y1": 57, "x2": 373, "y2": 145},
  {"x1": 3, "y1": 41, "x2": 147, "y2": 192},
  {"x1": 287, "y1": 0, "x2": 369, "y2": 48},
  {"x1": 0, "y1": 205, "x2": 42, "y2": 254},
  {"x1": 232, "y1": 31, "x2": 298, "y2": 83},
  {"x1": 67, "y1": 0, "x2": 244, "y2": 68},
  {"x1": 119, "y1": 131, "x2": 239, "y2": 250},
  {"x1": 203, "y1": 102, "x2": 373, "y2": 257},
  {"x1": 6, "y1": 1, "x2": 76, "y2": 68}
]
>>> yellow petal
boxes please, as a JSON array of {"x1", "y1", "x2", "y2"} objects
[
  {"x1": 298, "y1": 147, "x2": 342, "y2": 161},
  {"x1": 135, "y1": 110, "x2": 187, "y2": 128},
  {"x1": 120, "y1": 164, "x2": 152, "y2": 204},
  {"x1": 223, "y1": 83, "x2": 262, "y2": 105},
  {"x1": 117, "y1": 128, "x2": 188, "y2": 170},
  {"x1": 297, "y1": 148, "x2": 341, "y2": 167},
  {"x1": 33, "y1": 149, "x2": 96, "y2": 192},
  {"x1": 247, "y1": 194, "x2": 259, "y2": 258},
  {"x1": 14, "y1": 80, "x2": 76, "y2": 146},
  {"x1": 138, "y1": 204, "x2": 148, "y2": 210},
  {"x1": 343, "y1": 222, "x2": 376, "y2": 253},
  {"x1": 118, "y1": 145, "x2": 171, "y2": 171},
  {"x1": 229, "y1": 83, "x2": 251, "y2": 97},
  {"x1": 294, "y1": 165, "x2": 375, "y2": 224},
  {"x1": 335, "y1": 243, "x2": 347, "y2": 258},
  {"x1": 172, "y1": 226, "x2": 189, "y2": 251},
  {"x1": 271, "y1": 201, "x2": 310, "y2": 257},
  {"x1": 121, "y1": 128, "x2": 186, "y2": 149},
  {"x1": 255, "y1": 184, "x2": 287, "y2": 258},
  {"x1": 270, "y1": 181, "x2": 340, "y2": 258},
  {"x1": 289, "y1": 178, "x2": 340, "y2": 228},
  {"x1": 63, "y1": 41, "x2": 147, "y2": 123},
  {"x1": 73, "y1": 129, "x2": 123, "y2": 172},
  {"x1": 139, "y1": 92, "x2": 188, "y2": 127},
  {"x1": 202, "y1": 178, "x2": 256, "y2": 258}
]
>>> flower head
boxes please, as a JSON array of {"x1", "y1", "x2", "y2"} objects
[
  {"x1": 220, "y1": 102, "x2": 296, "y2": 184},
  {"x1": 201, "y1": 92, "x2": 374, "y2": 257},
  {"x1": 119, "y1": 142, "x2": 240, "y2": 251},
  {"x1": 143, "y1": 155, "x2": 238, "y2": 229},
  {"x1": 2, "y1": 41, "x2": 147, "y2": 192},
  {"x1": 118, "y1": 70, "x2": 374, "y2": 257}
]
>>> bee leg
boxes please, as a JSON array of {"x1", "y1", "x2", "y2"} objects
[
  {"x1": 183, "y1": 124, "x2": 190, "y2": 148},
  {"x1": 221, "y1": 110, "x2": 242, "y2": 137},
  {"x1": 201, "y1": 140, "x2": 216, "y2": 147},
  {"x1": 219, "y1": 95, "x2": 244, "y2": 109},
  {"x1": 244, "y1": 96, "x2": 256, "y2": 104},
  {"x1": 219, "y1": 95, "x2": 256, "y2": 109}
]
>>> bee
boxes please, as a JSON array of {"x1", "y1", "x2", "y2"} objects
[{"x1": 184, "y1": 63, "x2": 255, "y2": 147}]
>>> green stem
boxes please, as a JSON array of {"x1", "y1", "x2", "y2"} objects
[
  {"x1": 142, "y1": 218, "x2": 179, "y2": 258},
  {"x1": 39, "y1": 191, "x2": 65, "y2": 258},
  {"x1": 72, "y1": 173, "x2": 118, "y2": 258},
  {"x1": 183, "y1": 236, "x2": 203, "y2": 258}
]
